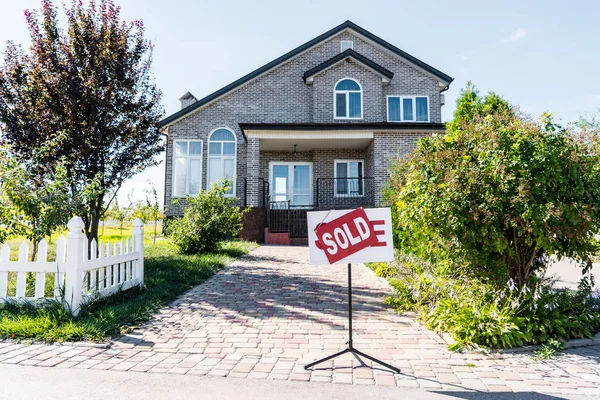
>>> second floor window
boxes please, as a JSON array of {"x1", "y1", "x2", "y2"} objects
[
  {"x1": 208, "y1": 128, "x2": 236, "y2": 196},
  {"x1": 173, "y1": 140, "x2": 203, "y2": 197},
  {"x1": 387, "y1": 96, "x2": 429, "y2": 122},
  {"x1": 334, "y1": 78, "x2": 362, "y2": 119}
]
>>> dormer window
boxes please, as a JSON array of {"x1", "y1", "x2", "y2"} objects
[
  {"x1": 334, "y1": 78, "x2": 362, "y2": 119},
  {"x1": 340, "y1": 40, "x2": 353, "y2": 52}
]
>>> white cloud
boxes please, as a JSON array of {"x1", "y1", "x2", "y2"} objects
[{"x1": 502, "y1": 28, "x2": 528, "y2": 43}]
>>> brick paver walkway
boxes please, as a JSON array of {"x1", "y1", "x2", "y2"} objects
[{"x1": 2, "y1": 245, "x2": 600, "y2": 395}]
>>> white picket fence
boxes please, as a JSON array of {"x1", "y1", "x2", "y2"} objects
[{"x1": 0, "y1": 216, "x2": 145, "y2": 316}]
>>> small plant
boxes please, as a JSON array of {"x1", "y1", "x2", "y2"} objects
[
  {"x1": 533, "y1": 339, "x2": 563, "y2": 360},
  {"x1": 167, "y1": 180, "x2": 248, "y2": 254}
]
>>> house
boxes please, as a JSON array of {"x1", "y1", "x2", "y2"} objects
[{"x1": 159, "y1": 20, "x2": 453, "y2": 245}]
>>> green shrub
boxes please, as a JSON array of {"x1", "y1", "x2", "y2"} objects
[
  {"x1": 167, "y1": 180, "x2": 248, "y2": 254},
  {"x1": 390, "y1": 83, "x2": 600, "y2": 288},
  {"x1": 376, "y1": 254, "x2": 600, "y2": 351},
  {"x1": 367, "y1": 262, "x2": 397, "y2": 279}
]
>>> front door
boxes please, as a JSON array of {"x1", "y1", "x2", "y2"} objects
[{"x1": 269, "y1": 162, "x2": 313, "y2": 208}]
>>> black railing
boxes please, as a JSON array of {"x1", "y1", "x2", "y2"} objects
[
  {"x1": 315, "y1": 177, "x2": 375, "y2": 210},
  {"x1": 263, "y1": 177, "x2": 375, "y2": 238},
  {"x1": 261, "y1": 179, "x2": 269, "y2": 209},
  {"x1": 268, "y1": 202, "x2": 308, "y2": 237},
  {"x1": 242, "y1": 177, "x2": 247, "y2": 207}
]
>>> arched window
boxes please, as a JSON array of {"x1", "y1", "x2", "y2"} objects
[
  {"x1": 208, "y1": 128, "x2": 236, "y2": 196},
  {"x1": 334, "y1": 78, "x2": 362, "y2": 119}
]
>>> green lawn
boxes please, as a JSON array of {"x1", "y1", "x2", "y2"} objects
[{"x1": 0, "y1": 226, "x2": 257, "y2": 342}]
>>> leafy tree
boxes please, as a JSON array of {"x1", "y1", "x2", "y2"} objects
[
  {"x1": 0, "y1": 0, "x2": 164, "y2": 245},
  {"x1": 392, "y1": 84, "x2": 600, "y2": 288},
  {"x1": 108, "y1": 198, "x2": 131, "y2": 236},
  {"x1": 167, "y1": 180, "x2": 247, "y2": 254},
  {"x1": 144, "y1": 183, "x2": 164, "y2": 243},
  {"x1": 0, "y1": 145, "x2": 70, "y2": 260}
]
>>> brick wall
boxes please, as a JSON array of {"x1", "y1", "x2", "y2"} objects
[
  {"x1": 164, "y1": 28, "x2": 445, "y2": 216},
  {"x1": 371, "y1": 132, "x2": 430, "y2": 205}
]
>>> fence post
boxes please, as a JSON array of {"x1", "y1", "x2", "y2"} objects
[
  {"x1": 65, "y1": 216, "x2": 85, "y2": 316},
  {"x1": 132, "y1": 218, "x2": 145, "y2": 286}
]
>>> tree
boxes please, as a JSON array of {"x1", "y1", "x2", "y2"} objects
[
  {"x1": 139, "y1": 183, "x2": 164, "y2": 243},
  {"x1": 392, "y1": 83, "x2": 600, "y2": 288},
  {"x1": 0, "y1": 145, "x2": 70, "y2": 260},
  {"x1": 0, "y1": 0, "x2": 164, "y2": 245},
  {"x1": 107, "y1": 198, "x2": 130, "y2": 236}
]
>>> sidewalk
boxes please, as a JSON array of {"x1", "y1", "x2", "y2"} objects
[{"x1": 0, "y1": 364, "x2": 591, "y2": 400}]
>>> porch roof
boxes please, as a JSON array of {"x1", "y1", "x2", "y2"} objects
[{"x1": 238, "y1": 122, "x2": 446, "y2": 143}]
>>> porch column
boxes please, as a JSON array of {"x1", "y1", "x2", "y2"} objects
[{"x1": 246, "y1": 137, "x2": 261, "y2": 207}]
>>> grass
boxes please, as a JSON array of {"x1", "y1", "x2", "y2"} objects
[
  {"x1": 2, "y1": 223, "x2": 164, "y2": 298},
  {"x1": 0, "y1": 229, "x2": 257, "y2": 342}
]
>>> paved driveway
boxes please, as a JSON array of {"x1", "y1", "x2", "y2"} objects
[{"x1": 2, "y1": 245, "x2": 600, "y2": 395}]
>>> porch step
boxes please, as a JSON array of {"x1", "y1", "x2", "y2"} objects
[{"x1": 264, "y1": 228, "x2": 307, "y2": 246}]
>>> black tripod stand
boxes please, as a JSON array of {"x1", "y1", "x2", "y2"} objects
[{"x1": 304, "y1": 263, "x2": 400, "y2": 373}]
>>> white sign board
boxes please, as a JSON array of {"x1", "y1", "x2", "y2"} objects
[{"x1": 307, "y1": 207, "x2": 394, "y2": 265}]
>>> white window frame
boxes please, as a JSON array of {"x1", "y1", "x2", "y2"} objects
[
  {"x1": 340, "y1": 40, "x2": 354, "y2": 52},
  {"x1": 334, "y1": 159, "x2": 365, "y2": 198},
  {"x1": 207, "y1": 127, "x2": 237, "y2": 197},
  {"x1": 172, "y1": 139, "x2": 203, "y2": 198},
  {"x1": 268, "y1": 161, "x2": 313, "y2": 207},
  {"x1": 333, "y1": 78, "x2": 363, "y2": 120},
  {"x1": 386, "y1": 95, "x2": 430, "y2": 122}
]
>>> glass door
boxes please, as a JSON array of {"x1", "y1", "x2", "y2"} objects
[
  {"x1": 272, "y1": 164, "x2": 289, "y2": 208},
  {"x1": 292, "y1": 165, "x2": 311, "y2": 206},
  {"x1": 270, "y1": 162, "x2": 312, "y2": 208}
]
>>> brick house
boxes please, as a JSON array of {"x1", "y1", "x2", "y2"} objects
[{"x1": 159, "y1": 21, "x2": 453, "y2": 244}]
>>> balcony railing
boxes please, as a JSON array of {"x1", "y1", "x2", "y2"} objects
[
  {"x1": 241, "y1": 176, "x2": 375, "y2": 237},
  {"x1": 315, "y1": 177, "x2": 375, "y2": 210}
]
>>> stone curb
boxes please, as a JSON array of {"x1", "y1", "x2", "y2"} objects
[
  {"x1": 361, "y1": 263, "x2": 395, "y2": 293},
  {"x1": 437, "y1": 330, "x2": 600, "y2": 354},
  {"x1": 0, "y1": 338, "x2": 110, "y2": 349}
]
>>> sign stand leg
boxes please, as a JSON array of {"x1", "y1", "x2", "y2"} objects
[{"x1": 304, "y1": 263, "x2": 400, "y2": 374}]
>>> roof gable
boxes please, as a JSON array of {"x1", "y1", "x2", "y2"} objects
[
  {"x1": 159, "y1": 20, "x2": 453, "y2": 128},
  {"x1": 303, "y1": 49, "x2": 394, "y2": 85}
]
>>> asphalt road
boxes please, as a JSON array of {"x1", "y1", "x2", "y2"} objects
[
  {"x1": 0, "y1": 364, "x2": 594, "y2": 400},
  {"x1": 546, "y1": 258, "x2": 600, "y2": 290}
]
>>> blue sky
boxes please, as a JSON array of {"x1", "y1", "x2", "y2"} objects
[{"x1": 1, "y1": 0, "x2": 599, "y2": 206}]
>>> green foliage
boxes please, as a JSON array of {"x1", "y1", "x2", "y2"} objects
[
  {"x1": 0, "y1": 239, "x2": 256, "y2": 342},
  {"x1": 0, "y1": 145, "x2": 70, "y2": 259},
  {"x1": 142, "y1": 183, "x2": 164, "y2": 243},
  {"x1": 375, "y1": 254, "x2": 600, "y2": 351},
  {"x1": 391, "y1": 83, "x2": 600, "y2": 287},
  {"x1": 107, "y1": 199, "x2": 131, "y2": 236},
  {"x1": 533, "y1": 339, "x2": 563, "y2": 360},
  {"x1": 0, "y1": 0, "x2": 164, "y2": 244},
  {"x1": 167, "y1": 180, "x2": 248, "y2": 255},
  {"x1": 366, "y1": 262, "x2": 397, "y2": 279}
]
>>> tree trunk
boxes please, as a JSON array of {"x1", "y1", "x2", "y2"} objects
[
  {"x1": 154, "y1": 220, "x2": 157, "y2": 243},
  {"x1": 88, "y1": 216, "x2": 100, "y2": 248},
  {"x1": 30, "y1": 240, "x2": 38, "y2": 262}
]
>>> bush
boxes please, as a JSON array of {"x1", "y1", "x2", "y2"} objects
[
  {"x1": 391, "y1": 83, "x2": 600, "y2": 288},
  {"x1": 167, "y1": 180, "x2": 247, "y2": 254},
  {"x1": 378, "y1": 254, "x2": 600, "y2": 351}
]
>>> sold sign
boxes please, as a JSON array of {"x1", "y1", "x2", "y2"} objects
[
  {"x1": 314, "y1": 208, "x2": 379, "y2": 264},
  {"x1": 308, "y1": 207, "x2": 394, "y2": 265}
]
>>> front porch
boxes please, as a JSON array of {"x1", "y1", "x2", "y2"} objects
[
  {"x1": 266, "y1": 176, "x2": 375, "y2": 239},
  {"x1": 239, "y1": 129, "x2": 378, "y2": 244},
  {"x1": 236, "y1": 122, "x2": 442, "y2": 244}
]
